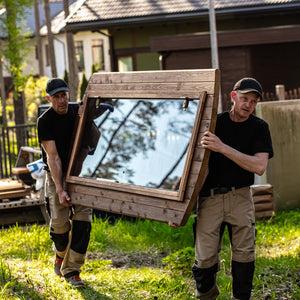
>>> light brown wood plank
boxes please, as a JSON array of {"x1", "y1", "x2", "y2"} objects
[
  {"x1": 0, "y1": 188, "x2": 31, "y2": 200},
  {"x1": 67, "y1": 176, "x2": 179, "y2": 201},
  {"x1": 190, "y1": 161, "x2": 202, "y2": 174},
  {"x1": 0, "y1": 180, "x2": 24, "y2": 192},
  {"x1": 255, "y1": 210, "x2": 274, "y2": 219},
  {"x1": 251, "y1": 184, "x2": 273, "y2": 196},
  {"x1": 69, "y1": 184, "x2": 186, "y2": 211},
  {"x1": 254, "y1": 202, "x2": 274, "y2": 213},
  {"x1": 90, "y1": 69, "x2": 219, "y2": 84},
  {"x1": 70, "y1": 190, "x2": 184, "y2": 224},
  {"x1": 193, "y1": 147, "x2": 206, "y2": 162},
  {"x1": 66, "y1": 95, "x2": 88, "y2": 177},
  {"x1": 86, "y1": 82, "x2": 216, "y2": 99},
  {"x1": 178, "y1": 91, "x2": 206, "y2": 201},
  {"x1": 253, "y1": 194, "x2": 273, "y2": 203}
]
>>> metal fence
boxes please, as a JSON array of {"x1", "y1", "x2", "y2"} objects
[{"x1": 0, "y1": 124, "x2": 40, "y2": 178}]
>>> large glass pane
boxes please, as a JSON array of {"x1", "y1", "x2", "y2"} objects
[{"x1": 71, "y1": 98, "x2": 199, "y2": 191}]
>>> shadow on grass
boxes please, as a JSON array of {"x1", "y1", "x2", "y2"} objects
[
  {"x1": 1, "y1": 275, "x2": 113, "y2": 300},
  {"x1": 71, "y1": 285, "x2": 112, "y2": 300}
]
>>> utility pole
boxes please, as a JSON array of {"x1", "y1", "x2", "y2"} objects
[
  {"x1": 208, "y1": 0, "x2": 222, "y2": 112},
  {"x1": 34, "y1": 0, "x2": 44, "y2": 76},
  {"x1": 64, "y1": 0, "x2": 79, "y2": 101}
]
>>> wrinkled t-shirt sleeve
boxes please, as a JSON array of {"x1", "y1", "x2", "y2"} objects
[
  {"x1": 37, "y1": 117, "x2": 54, "y2": 143},
  {"x1": 253, "y1": 121, "x2": 273, "y2": 159}
]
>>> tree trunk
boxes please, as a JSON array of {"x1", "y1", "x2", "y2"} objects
[
  {"x1": 0, "y1": 53, "x2": 7, "y2": 127},
  {"x1": 43, "y1": 0, "x2": 57, "y2": 77},
  {"x1": 63, "y1": 0, "x2": 79, "y2": 101},
  {"x1": 34, "y1": 0, "x2": 44, "y2": 76},
  {"x1": 14, "y1": 91, "x2": 26, "y2": 148}
]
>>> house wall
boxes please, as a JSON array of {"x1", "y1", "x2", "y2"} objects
[
  {"x1": 72, "y1": 30, "x2": 111, "y2": 78},
  {"x1": 256, "y1": 100, "x2": 300, "y2": 210},
  {"x1": 109, "y1": 13, "x2": 300, "y2": 102},
  {"x1": 162, "y1": 46, "x2": 251, "y2": 99},
  {"x1": 251, "y1": 42, "x2": 300, "y2": 92},
  {"x1": 40, "y1": 31, "x2": 111, "y2": 80},
  {"x1": 112, "y1": 23, "x2": 206, "y2": 72}
]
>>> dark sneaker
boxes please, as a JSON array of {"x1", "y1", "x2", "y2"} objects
[
  {"x1": 54, "y1": 257, "x2": 63, "y2": 276},
  {"x1": 66, "y1": 275, "x2": 86, "y2": 288},
  {"x1": 195, "y1": 284, "x2": 219, "y2": 299}
]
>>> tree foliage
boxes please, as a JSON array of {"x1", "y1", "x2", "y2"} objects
[
  {"x1": 24, "y1": 75, "x2": 49, "y2": 122},
  {"x1": 79, "y1": 70, "x2": 88, "y2": 100},
  {"x1": 63, "y1": 69, "x2": 69, "y2": 86},
  {"x1": 0, "y1": 0, "x2": 34, "y2": 125}
]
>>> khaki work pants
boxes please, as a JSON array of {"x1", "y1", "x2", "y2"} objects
[
  {"x1": 45, "y1": 172, "x2": 93, "y2": 276},
  {"x1": 194, "y1": 187, "x2": 255, "y2": 299}
]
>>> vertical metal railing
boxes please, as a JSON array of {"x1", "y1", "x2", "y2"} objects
[{"x1": 0, "y1": 124, "x2": 39, "y2": 178}]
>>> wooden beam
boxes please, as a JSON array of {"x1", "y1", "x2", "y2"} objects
[{"x1": 150, "y1": 25, "x2": 300, "y2": 52}]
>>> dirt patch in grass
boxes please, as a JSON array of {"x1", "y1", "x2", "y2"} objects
[{"x1": 87, "y1": 251, "x2": 169, "y2": 268}]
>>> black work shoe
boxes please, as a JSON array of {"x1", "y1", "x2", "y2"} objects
[
  {"x1": 66, "y1": 275, "x2": 86, "y2": 288},
  {"x1": 54, "y1": 257, "x2": 63, "y2": 276}
]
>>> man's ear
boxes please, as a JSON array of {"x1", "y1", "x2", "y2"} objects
[
  {"x1": 230, "y1": 91, "x2": 236, "y2": 101},
  {"x1": 46, "y1": 95, "x2": 51, "y2": 103}
]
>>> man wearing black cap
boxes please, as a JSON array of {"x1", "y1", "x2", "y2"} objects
[
  {"x1": 192, "y1": 78, "x2": 273, "y2": 299},
  {"x1": 37, "y1": 77, "x2": 107, "y2": 288},
  {"x1": 37, "y1": 78, "x2": 91, "y2": 288}
]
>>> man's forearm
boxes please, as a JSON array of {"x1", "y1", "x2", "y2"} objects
[
  {"x1": 221, "y1": 144, "x2": 268, "y2": 176},
  {"x1": 48, "y1": 156, "x2": 64, "y2": 193},
  {"x1": 201, "y1": 131, "x2": 269, "y2": 176}
]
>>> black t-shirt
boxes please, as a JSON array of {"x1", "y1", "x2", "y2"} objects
[
  {"x1": 201, "y1": 112, "x2": 273, "y2": 191},
  {"x1": 37, "y1": 104, "x2": 79, "y2": 173}
]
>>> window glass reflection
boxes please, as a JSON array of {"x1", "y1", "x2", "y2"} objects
[{"x1": 73, "y1": 99, "x2": 198, "y2": 191}]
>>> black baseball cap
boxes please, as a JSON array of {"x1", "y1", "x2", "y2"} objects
[
  {"x1": 46, "y1": 78, "x2": 69, "y2": 96},
  {"x1": 233, "y1": 78, "x2": 263, "y2": 99}
]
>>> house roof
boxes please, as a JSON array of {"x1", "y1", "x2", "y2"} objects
[
  {"x1": 25, "y1": 1, "x2": 65, "y2": 33},
  {"x1": 40, "y1": 0, "x2": 81, "y2": 35},
  {"x1": 0, "y1": 1, "x2": 76, "y2": 38},
  {"x1": 65, "y1": 0, "x2": 300, "y2": 30}
]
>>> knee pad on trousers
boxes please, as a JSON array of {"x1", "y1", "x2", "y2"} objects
[
  {"x1": 50, "y1": 231, "x2": 69, "y2": 252},
  {"x1": 192, "y1": 263, "x2": 218, "y2": 293},
  {"x1": 232, "y1": 260, "x2": 255, "y2": 300},
  {"x1": 71, "y1": 220, "x2": 91, "y2": 254}
]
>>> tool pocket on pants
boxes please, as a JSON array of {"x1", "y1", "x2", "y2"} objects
[{"x1": 45, "y1": 196, "x2": 51, "y2": 218}]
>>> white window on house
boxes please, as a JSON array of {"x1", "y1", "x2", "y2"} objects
[
  {"x1": 91, "y1": 39, "x2": 105, "y2": 71},
  {"x1": 75, "y1": 41, "x2": 84, "y2": 71},
  {"x1": 118, "y1": 56, "x2": 133, "y2": 72},
  {"x1": 45, "y1": 44, "x2": 49, "y2": 66}
]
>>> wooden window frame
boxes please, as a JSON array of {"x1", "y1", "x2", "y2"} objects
[{"x1": 66, "y1": 69, "x2": 220, "y2": 226}]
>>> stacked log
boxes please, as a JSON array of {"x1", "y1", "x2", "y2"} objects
[{"x1": 251, "y1": 184, "x2": 274, "y2": 219}]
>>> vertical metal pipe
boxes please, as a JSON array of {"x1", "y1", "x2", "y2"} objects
[
  {"x1": 208, "y1": 0, "x2": 219, "y2": 69},
  {"x1": 208, "y1": 0, "x2": 222, "y2": 112}
]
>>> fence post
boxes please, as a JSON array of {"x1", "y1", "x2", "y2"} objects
[{"x1": 275, "y1": 84, "x2": 285, "y2": 100}]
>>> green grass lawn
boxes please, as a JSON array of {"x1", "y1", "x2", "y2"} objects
[{"x1": 0, "y1": 210, "x2": 299, "y2": 299}]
